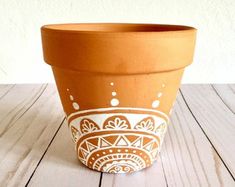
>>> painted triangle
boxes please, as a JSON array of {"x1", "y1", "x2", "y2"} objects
[
  {"x1": 87, "y1": 138, "x2": 99, "y2": 146},
  {"x1": 81, "y1": 142, "x2": 88, "y2": 151},
  {"x1": 131, "y1": 136, "x2": 142, "y2": 148},
  {"x1": 115, "y1": 136, "x2": 129, "y2": 146},
  {"x1": 86, "y1": 141, "x2": 97, "y2": 152},
  {"x1": 100, "y1": 138, "x2": 112, "y2": 148},
  {"x1": 125, "y1": 135, "x2": 139, "y2": 143},
  {"x1": 143, "y1": 141, "x2": 154, "y2": 151},
  {"x1": 151, "y1": 149, "x2": 158, "y2": 158},
  {"x1": 80, "y1": 148, "x2": 89, "y2": 159},
  {"x1": 103, "y1": 135, "x2": 118, "y2": 144},
  {"x1": 142, "y1": 137, "x2": 153, "y2": 146}
]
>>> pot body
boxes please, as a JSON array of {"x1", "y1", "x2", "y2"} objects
[{"x1": 41, "y1": 23, "x2": 196, "y2": 173}]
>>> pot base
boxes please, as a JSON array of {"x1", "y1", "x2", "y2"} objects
[{"x1": 68, "y1": 107, "x2": 168, "y2": 173}]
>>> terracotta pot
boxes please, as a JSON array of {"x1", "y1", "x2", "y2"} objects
[{"x1": 41, "y1": 23, "x2": 196, "y2": 173}]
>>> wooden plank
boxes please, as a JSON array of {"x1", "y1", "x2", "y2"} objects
[
  {"x1": 101, "y1": 156, "x2": 167, "y2": 187},
  {"x1": 160, "y1": 93, "x2": 234, "y2": 187},
  {"x1": 0, "y1": 84, "x2": 64, "y2": 187},
  {"x1": 0, "y1": 84, "x2": 15, "y2": 99},
  {"x1": 212, "y1": 84, "x2": 235, "y2": 114},
  {"x1": 181, "y1": 84, "x2": 235, "y2": 178},
  {"x1": 0, "y1": 84, "x2": 46, "y2": 137},
  {"x1": 27, "y1": 121, "x2": 101, "y2": 187}
]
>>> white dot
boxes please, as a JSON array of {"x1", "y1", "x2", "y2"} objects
[
  {"x1": 125, "y1": 149, "x2": 128, "y2": 152},
  {"x1": 111, "y1": 98, "x2": 119, "y2": 106},
  {"x1": 109, "y1": 150, "x2": 113, "y2": 153},
  {"x1": 112, "y1": 91, "x2": 117, "y2": 96},
  {"x1": 110, "y1": 82, "x2": 114, "y2": 86},
  {"x1": 157, "y1": 92, "x2": 162, "y2": 98},
  {"x1": 72, "y1": 102, "x2": 80, "y2": 110},
  {"x1": 133, "y1": 150, "x2": 136, "y2": 153},
  {"x1": 103, "y1": 152, "x2": 106, "y2": 154},
  {"x1": 152, "y1": 100, "x2": 160, "y2": 108},
  {"x1": 67, "y1": 88, "x2": 69, "y2": 91},
  {"x1": 117, "y1": 149, "x2": 121, "y2": 152},
  {"x1": 96, "y1": 154, "x2": 100, "y2": 156},
  {"x1": 92, "y1": 157, "x2": 95, "y2": 160},
  {"x1": 69, "y1": 95, "x2": 74, "y2": 100},
  {"x1": 162, "y1": 84, "x2": 165, "y2": 88}
]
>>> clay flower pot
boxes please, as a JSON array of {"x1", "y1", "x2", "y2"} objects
[{"x1": 41, "y1": 23, "x2": 196, "y2": 173}]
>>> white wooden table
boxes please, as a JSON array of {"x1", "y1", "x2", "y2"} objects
[{"x1": 0, "y1": 84, "x2": 234, "y2": 187}]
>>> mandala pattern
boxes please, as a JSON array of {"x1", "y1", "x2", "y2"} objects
[{"x1": 68, "y1": 107, "x2": 168, "y2": 173}]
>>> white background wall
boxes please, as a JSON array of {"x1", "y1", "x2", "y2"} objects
[{"x1": 0, "y1": 0, "x2": 235, "y2": 83}]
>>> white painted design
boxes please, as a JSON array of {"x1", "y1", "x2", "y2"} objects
[
  {"x1": 68, "y1": 107, "x2": 168, "y2": 173},
  {"x1": 135, "y1": 119, "x2": 154, "y2": 131},
  {"x1": 112, "y1": 91, "x2": 117, "y2": 96},
  {"x1": 68, "y1": 107, "x2": 169, "y2": 123},
  {"x1": 152, "y1": 100, "x2": 160, "y2": 108},
  {"x1": 105, "y1": 117, "x2": 128, "y2": 129},
  {"x1": 110, "y1": 98, "x2": 119, "y2": 106},
  {"x1": 110, "y1": 82, "x2": 114, "y2": 86},
  {"x1": 157, "y1": 92, "x2": 162, "y2": 98},
  {"x1": 72, "y1": 102, "x2": 80, "y2": 110},
  {"x1": 80, "y1": 119, "x2": 98, "y2": 133},
  {"x1": 115, "y1": 136, "x2": 129, "y2": 146},
  {"x1": 69, "y1": 95, "x2": 74, "y2": 100}
]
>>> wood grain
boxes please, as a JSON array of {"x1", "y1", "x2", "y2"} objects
[
  {"x1": 27, "y1": 120, "x2": 101, "y2": 187},
  {"x1": 212, "y1": 84, "x2": 235, "y2": 114},
  {"x1": 0, "y1": 84, "x2": 64, "y2": 187},
  {"x1": 181, "y1": 85, "x2": 235, "y2": 178},
  {"x1": 0, "y1": 84, "x2": 15, "y2": 99},
  {"x1": 160, "y1": 93, "x2": 234, "y2": 187}
]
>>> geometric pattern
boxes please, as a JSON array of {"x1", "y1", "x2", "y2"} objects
[{"x1": 67, "y1": 107, "x2": 168, "y2": 173}]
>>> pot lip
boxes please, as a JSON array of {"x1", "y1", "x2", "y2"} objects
[{"x1": 41, "y1": 23, "x2": 196, "y2": 35}]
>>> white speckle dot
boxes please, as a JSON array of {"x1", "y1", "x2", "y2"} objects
[
  {"x1": 96, "y1": 154, "x2": 100, "y2": 156},
  {"x1": 72, "y1": 102, "x2": 80, "y2": 110},
  {"x1": 112, "y1": 91, "x2": 117, "y2": 96},
  {"x1": 117, "y1": 149, "x2": 121, "y2": 152},
  {"x1": 92, "y1": 157, "x2": 95, "y2": 160},
  {"x1": 162, "y1": 84, "x2": 165, "y2": 88},
  {"x1": 133, "y1": 150, "x2": 136, "y2": 153},
  {"x1": 67, "y1": 88, "x2": 69, "y2": 91},
  {"x1": 157, "y1": 92, "x2": 162, "y2": 98},
  {"x1": 111, "y1": 98, "x2": 119, "y2": 106},
  {"x1": 69, "y1": 95, "x2": 74, "y2": 100},
  {"x1": 109, "y1": 150, "x2": 113, "y2": 153},
  {"x1": 110, "y1": 82, "x2": 114, "y2": 86},
  {"x1": 103, "y1": 152, "x2": 106, "y2": 154},
  {"x1": 125, "y1": 149, "x2": 128, "y2": 152},
  {"x1": 89, "y1": 161, "x2": 92, "y2": 164},
  {"x1": 152, "y1": 100, "x2": 160, "y2": 108}
]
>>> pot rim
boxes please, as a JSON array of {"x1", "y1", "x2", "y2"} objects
[
  {"x1": 41, "y1": 23, "x2": 196, "y2": 35},
  {"x1": 41, "y1": 23, "x2": 197, "y2": 74}
]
